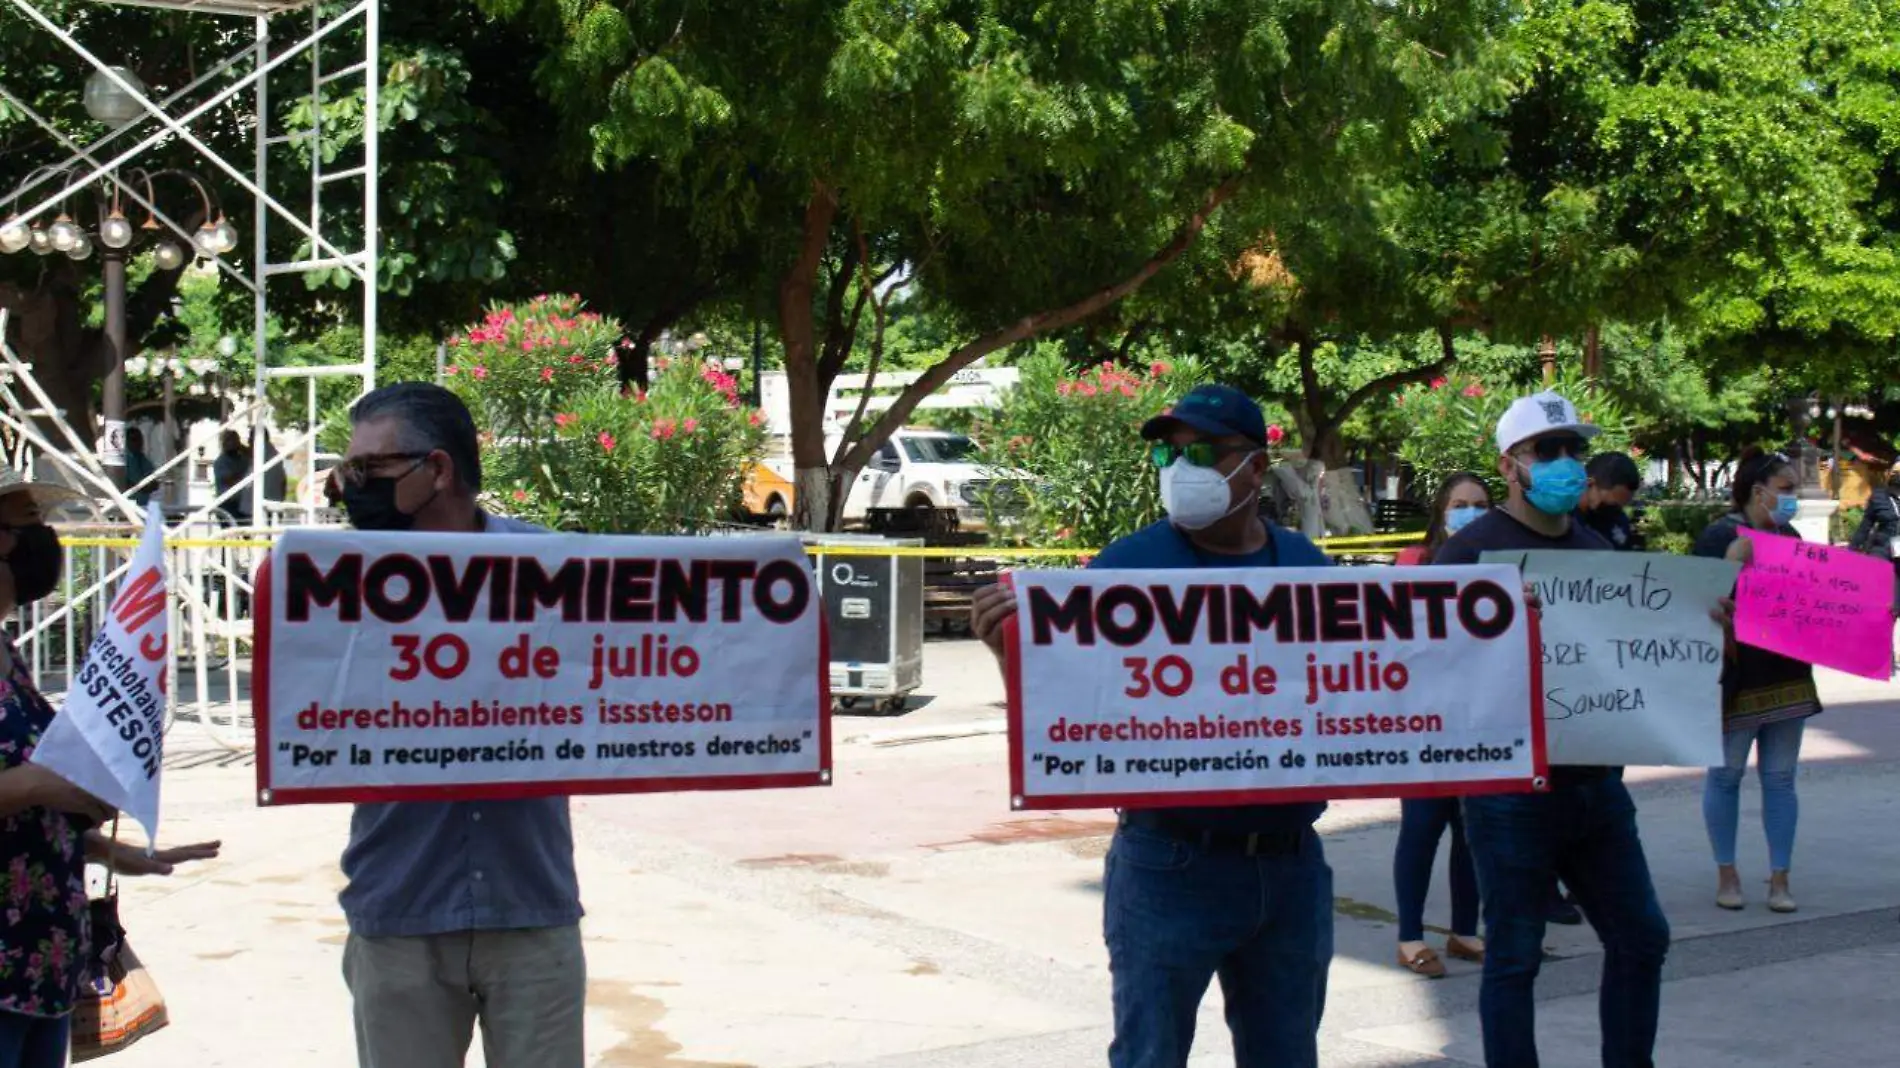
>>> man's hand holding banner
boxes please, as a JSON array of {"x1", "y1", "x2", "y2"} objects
[{"x1": 1005, "y1": 564, "x2": 1547, "y2": 809}]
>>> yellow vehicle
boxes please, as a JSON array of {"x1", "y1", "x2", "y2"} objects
[{"x1": 742, "y1": 460, "x2": 796, "y2": 525}]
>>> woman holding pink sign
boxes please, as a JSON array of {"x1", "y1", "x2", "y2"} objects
[{"x1": 1692, "y1": 448, "x2": 1821, "y2": 914}]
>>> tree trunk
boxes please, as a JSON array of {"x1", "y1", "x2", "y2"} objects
[
  {"x1": 1, "y1": 251, "x2": 191, "y2": 453},
  {"x1": 779, "y1": 182, "x2": 840, "y2": 531}
]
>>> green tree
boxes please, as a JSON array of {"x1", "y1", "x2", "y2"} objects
[{"x1": 497, "y1": 0, "x2": 1518, "y2": 529}]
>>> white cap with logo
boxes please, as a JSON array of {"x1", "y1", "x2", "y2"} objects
[{"x1": 1495, "y1": 391, "x2": 1603, "y2": 454}]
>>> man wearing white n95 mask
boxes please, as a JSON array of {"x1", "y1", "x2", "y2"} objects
[{"x1": 970, "y1": 383, "x2": 1336, "y2": 1068}]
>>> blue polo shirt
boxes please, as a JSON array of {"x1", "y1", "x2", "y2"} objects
[
  {"x1": 1089, "y1": 519, "x2": 1331, "y2": 834},
  {"x1": 338, "y1": 513, "x2": 583, "y2": 938}
]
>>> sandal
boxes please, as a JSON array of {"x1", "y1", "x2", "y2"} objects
[
  {"x1": 1398, "y1": 944, "x2": 1447, "y2": 979},
  {"x1": 1445, "y1": 936, "x2": 1485, "y2": 963}
]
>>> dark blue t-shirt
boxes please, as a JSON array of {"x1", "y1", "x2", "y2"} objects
[
  {"x1": 1433, "y1": 507, "x2": 1613, "y2": 785},
  {"x1": 1087, "y1": 519, "x2": 1332, "y2": 833}
]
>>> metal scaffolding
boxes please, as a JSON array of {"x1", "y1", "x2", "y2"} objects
[{"x1": 0, "y1": 0, "x2": 379, "y2": 526}]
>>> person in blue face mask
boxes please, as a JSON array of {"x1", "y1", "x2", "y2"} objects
[
  {"x1": 1691, "y1": 448, "x2": 1819, "y2": 915},
  {"x1": 1433, "y1": 391, "x2": 1673, "y2": 1068},
  {"x1": 1395, "y1": 472, "x2": 1490, "y2": 568}
]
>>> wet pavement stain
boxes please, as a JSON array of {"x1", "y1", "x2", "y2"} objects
[
  {"x1": 194, "y1": 949, "x2": 246, "y2": 961},
  {"x1": 736, "y1": 853, "x2": 845, "y2": 870},
  {"x1": 1065, "y1": 837, "x2": 1111, "y2": 861},
  {"x1": 926, "y1": 816, "x2": 1117, "y2": 851},
  {"x1": 816, "y1": 860, "x2": 890, "y2": 878},
  {"x1": 905, "y1": 959, "x2": 941, "y2": 976},
  {"x1": 1334, "y1": 897, "x2": 1399, "y2": 925},
  {"x1": 589, "y1": 980, "x2": 752, "y2": 1067}
]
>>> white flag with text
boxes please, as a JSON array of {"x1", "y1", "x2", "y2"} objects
[{"x1": 31, "y1": 507, "x2": 170, "y2": 846}]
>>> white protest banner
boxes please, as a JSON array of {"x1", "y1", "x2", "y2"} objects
[
  {"x1": 256, "y1": 530, "x2": 828, "y2": 804},
  {"x1": 1480, "y1": 550, "x2": 1738, "y2": 767},
  {"x1": 1006, "y1": 564, "x2": 1545, "y2": 809},
  {"x1": 31, "y1": 506, "x2": 170, "y2": 847}
]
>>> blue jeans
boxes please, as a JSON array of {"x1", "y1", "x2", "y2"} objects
[
  {"x1": 0, "y1": 1010, "x2": 69, "y2": 1068},
  {"x1": 1394, "y1": 798, "x2": 1479, "y2": 941},
  {"x1": 1103, "y1": 823, "x2": 1333, "y2": 1068},
  {"x1": 1463, "y1": 777, "x2": 1670, "y2": 1068},
  {"x1": 1703, "y1": 717, "x2": 1806, "y2": 871}
]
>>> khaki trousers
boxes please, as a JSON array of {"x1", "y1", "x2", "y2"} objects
[{"x1": 343, "y1": 925, "x2": 585, "y2": 1068}]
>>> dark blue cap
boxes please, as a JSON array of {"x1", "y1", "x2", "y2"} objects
[{"x1": 1140, "y1": 384, "x2": 1267, "y2": 446}]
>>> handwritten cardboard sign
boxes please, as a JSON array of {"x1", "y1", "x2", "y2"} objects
[
  {"x1": 1005, "y1": 564, "x2": 1546, "y2": 809},
  {"x1": 256, "y1": 530, "x2": 830, "y2": 805},
  {"x1": 1482, "y1": 551, "x2": 1736, "y2": 767},
  {"x1": 1736, "y1": 529, "x2": 1895, "y2": 681}
]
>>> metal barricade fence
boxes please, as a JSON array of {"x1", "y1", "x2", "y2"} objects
[{"x1": 8, "y1": 518, "x2": 276, "y2": 750}]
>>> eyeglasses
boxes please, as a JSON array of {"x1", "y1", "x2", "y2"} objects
[
  {"x1": 1519, "y1": 436, "x2": 1590, "y2": 463},
  {"x1": 1149, "y1": 442, "x2": 1256, "y2": 469},
  {"x1": 331, "y1": 451, "x2": 430, "y2": 490}
]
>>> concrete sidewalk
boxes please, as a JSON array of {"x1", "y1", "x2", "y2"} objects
[{"x1": 106, "y1": 658, "x2": 1900, "y2": 1067}]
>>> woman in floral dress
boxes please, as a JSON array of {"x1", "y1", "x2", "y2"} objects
[{"x1": 0, "y1": 471, "x2": 220, "y2": 1066}]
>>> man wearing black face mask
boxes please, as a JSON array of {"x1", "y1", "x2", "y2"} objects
[
  {"x1": 325, "y1": 384, "x2": 585, "y2": 1068},
  {"x1": 1579, "y1": 452, "x2": 1644, "y2": 553}
]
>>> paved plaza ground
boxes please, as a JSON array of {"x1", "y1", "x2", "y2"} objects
[{"x1": 111, "y1": 639, "x2": 1900, "y2": 1067}]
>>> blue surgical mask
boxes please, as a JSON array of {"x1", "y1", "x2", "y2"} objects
[
  {"x1": 1772, "y1": 493, "x2": 1799, "y2": 526},
  {"x1": 1445, "y1": 505, "x2": 1483, "y2": 535},
  {"x1": 1521, "y1": 457, "x2": 1587, "y2": 516}
]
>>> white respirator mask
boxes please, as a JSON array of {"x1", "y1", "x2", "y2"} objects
[{"x1": 1160, "y1": 452, "x2": 1258, "y2": 530}]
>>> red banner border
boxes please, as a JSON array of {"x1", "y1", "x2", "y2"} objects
[
  {"x1": 1005, "y1": 568, "x2": 1551, "y2": 810},
  {"x1": 254, "y1": 543, "x2": 833, "y2": 808}
]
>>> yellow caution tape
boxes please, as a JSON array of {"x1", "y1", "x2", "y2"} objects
[
  {"x1": 54, "y1": 529, "x2": 1422, "y2": 557},
  {"x1": 60, "y1": 537, "x2": 275, "y2": 550}
]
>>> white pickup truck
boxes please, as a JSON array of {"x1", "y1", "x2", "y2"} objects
[{"x1": 839, "y1": 428, "x2": 996, "y2": 525}]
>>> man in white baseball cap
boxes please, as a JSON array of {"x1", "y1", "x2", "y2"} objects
[{"x1": 1432, "y1": 391, "x2": 1671, "y2": 1068}]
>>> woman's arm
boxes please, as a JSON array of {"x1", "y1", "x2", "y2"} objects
[
  {"x1": 0, "y1": 763, "x2": 49, "y2": 819},
  {"x1": 82, "y1": 830, "x2": 223, "y2": 876},
  {"x1": 0, "y1": 763, "x2": 115, "y2": 822}
]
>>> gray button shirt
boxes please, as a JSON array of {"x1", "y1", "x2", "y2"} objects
[{"x1": 338, "y1": 512, "x2": 583, "y2": 938}]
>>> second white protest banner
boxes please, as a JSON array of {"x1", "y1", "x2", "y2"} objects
[
  {"x1": 1007, "y1": 564, "x2": 1546, "y2": 808},
  {"x1": 1481, "y1": 550, "x2": 1738, "y2": 767},
  {"x1": 258, "y1": 530, "x2": 828, "y2": 804}
]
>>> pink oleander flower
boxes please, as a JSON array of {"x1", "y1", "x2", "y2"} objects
[
  {"x1": 1266, "y1": 424, "x2": 1286, "y2": 446},
  {"x1": 541, "y1": 367, "x2": 555, "y2": 382},
  {"x1": 553, "y1": 413, "x2": 576, "y2": 429},
  {"x1": 471, "y1": 366, "x2": 488, "y2": 380},
  {"x1": 598, "y1": 432, "x2": 616, "y2": 452},
  {"x1": 1150, "y1": 361, "x2": 1171, "y2": 376},
  {"x1": 682, "y1": 418, "x2": 698, "y2": 433}
]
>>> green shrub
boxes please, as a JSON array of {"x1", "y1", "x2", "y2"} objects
[
  {"x1": 443, "y1": 295, "x2": 765, "y2": 533},
  {"x1": 1832, "y1": 505, "x2": 1866, "y2": 546},
  {"x1": 970, "y1": 353, "x2": 1224, "y2": 548},
  {"x1": 1638, "y1": 501, "x2": 1728, "y2": 555}
]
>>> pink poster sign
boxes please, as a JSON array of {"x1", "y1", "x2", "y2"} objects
[{"x1": 1735, "y1": 529, "x2": 1894, "y2": 681}]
